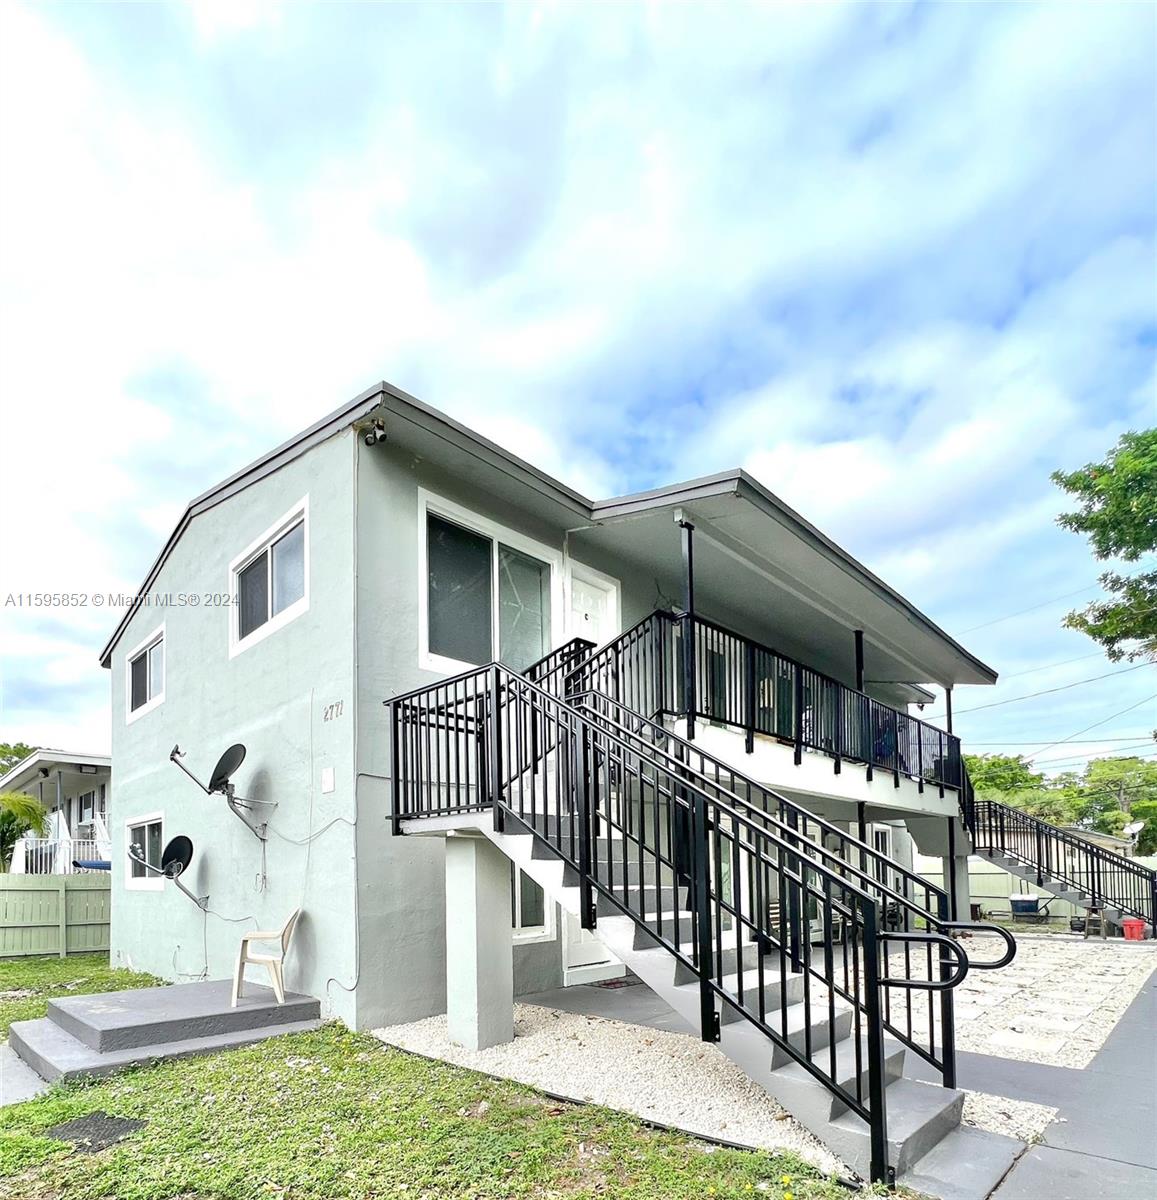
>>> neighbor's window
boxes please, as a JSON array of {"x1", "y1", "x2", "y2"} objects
[
  {"x1": 426, "y1": 511, "x2": 551, "y2": 672},
  {"x1": 232, "y1": 503, "x2": 308, "y2": 651},
  {"x1": 126, "y1": 815, "x2": 163, "y2": 890},
  {"x1": 127, "y1": 628, "x2": 164, "y2": 718}
]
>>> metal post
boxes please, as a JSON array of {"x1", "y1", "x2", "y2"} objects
[
  {"x1": 857, "y1": 802, "x2": 868, "y2": 877},
  {"x1": 388, "y1": 702, "x2": 402, "y2": 836},
  {"x1": 743, "y1": 642, "x2": 756, "y2": 754},
  {"x1": 489, "y1": 665, "x2": 504, "y2": 833},
  {"x1": 574, "y1": 722, "x2": 596, "y2": 931},
  {"x1": 861, "y1": 900, "x2": 890, "y2": 1185},
  {"x1": 680, "y1": 519, "x2": 696, "y2": 741},
  {"x1": 937, "y1": 892, "x2": 957, "y2": 1088},
  {"x1": 947, "y1": 818, "x2": 958, "y2": 921},
  {"x1": 793, "y1": 670, "x2": 804, "y2": 766},
  {"x1": 691, "y1": 792, "x2": 718, "y2": 1041},
  {"x1": 787, "y1": 806, "x2": 802, "y2": 972},
  {"x1": 945, "y1": 686, "x2": 953, "y2": 735},
  {"x1": 854, "y1": 630, "x2": 865, "y2": 692}
]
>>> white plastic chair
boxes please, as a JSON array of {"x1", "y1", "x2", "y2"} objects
[{"x1": 231, "y1": 909, "x2": 302, "y2": 1006}]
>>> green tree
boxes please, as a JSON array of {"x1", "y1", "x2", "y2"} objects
[
  {"x1": 963, "y1": 753, "x2": 1044, "y2": 794},
  {"x1": 0, "y1": 742, "x2": 36, "y2": 776},
  {"x1": 0, "y1": 791, "x2": 48, "y2": 870},
  {"x1": 1130, "y1": 799, "x2": 1157, "y2": 856},
  {"x1": 1052, "y1": 429, "x2": 1157, "y2": 661}
]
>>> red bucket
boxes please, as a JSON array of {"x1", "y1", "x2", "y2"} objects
[{"x1": 1122, "y1": 918, "x2": 1146, "y2": 942}]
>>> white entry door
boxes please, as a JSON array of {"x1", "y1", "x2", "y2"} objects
[
  {"x1": 568, "y1": 564, "x2": 620, "y2": 648},
  {"x1": 564, "y1": 563, "x2": 623, "y2": 982}
]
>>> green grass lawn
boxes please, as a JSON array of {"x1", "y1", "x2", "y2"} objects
[
  {"x1": 0, "y1": 954, "x2": 164, "y2": 1039},
  {"x1": 0, "y1": 957, "x2": 854, "y2": 1200}
]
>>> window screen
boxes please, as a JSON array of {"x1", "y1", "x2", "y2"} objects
[
  {"x1": 498, "y1": 545, "x2": 550, "y2": 672},
  {"x1": 427, "y1": 515, "x2": 492, "y2": 665},
  {"x1": 238, "y1": 552, "x2": 269, "y2": 640},
  {"x1": 130, "y1": 651, "x2": 149, "y2": 711},
  {"x1": 272, "y1": 521, "x2": 305, "y2": 615}
]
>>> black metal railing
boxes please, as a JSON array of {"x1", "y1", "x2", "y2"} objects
[
  {"x1": 573, "y1": 690, "x2": 1015, "y2": 1075},
  {"x1": 564, "y1": 611, "x2": 963, "y2": 793},
  {"x1": 523, "y1": 637, "x2": 597, "y2": 694},
  {"x1": 968, "y1": 796, "x2": 1157, "y2": 926},
  {"x1": 388, "y1": 663, "x2": 985, "y2": 1184}
]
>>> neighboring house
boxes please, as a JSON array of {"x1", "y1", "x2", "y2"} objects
[{"x1": 0, "y1": 750, "x2": 111, "y2": 873}]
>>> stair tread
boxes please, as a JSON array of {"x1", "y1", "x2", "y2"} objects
[{"x1": 831, "y1": 1076, "x2": 962, "y2": 1143}]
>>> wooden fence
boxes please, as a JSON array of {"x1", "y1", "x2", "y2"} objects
[{"x1": 0, "y1": 874, "x2": 110, "y2": 958}]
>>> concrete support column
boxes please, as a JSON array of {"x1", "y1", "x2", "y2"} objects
[
  {"x1": 943, "y1": 853, "x2": 971, "y2": 922},
  {"x1": 445, "y1": 832, "x2": 514, "y2": 1051}
]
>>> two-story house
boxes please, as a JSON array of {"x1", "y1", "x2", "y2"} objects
[{"x1": 93, "y1": 379, "x2": 1013, "y2": 1186}]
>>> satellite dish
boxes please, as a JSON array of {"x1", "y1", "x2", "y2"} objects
[
  {"x1": 1123, "y1": 820, "x2": 1145, "y2": 838},
  {"x1": 160, "y1": 835, "x2": 194, "y2": 878},
  {"x1": 209, "y1": 744, "x2": 246, "y2": 793}
]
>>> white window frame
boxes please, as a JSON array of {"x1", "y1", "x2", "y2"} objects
[
  {"x1": 417, "y1": 489, "x2": 564, "y2": 675},
  {"x1": 125, "y1": 622, "x2": 165, "y2": 724},
  {"x1": 124, "y1": 811, "x2": 165, "y2": 892},
  {"x1": 512, "y1": 865, "x2": 556, "y2": 945},
  {"x1": 228, "y1": 496, "x2": 310, "y2": 658}
]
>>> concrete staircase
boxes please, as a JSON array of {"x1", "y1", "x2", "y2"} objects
[
  {"x1": 973, "y1": 847, "x2": 1129, "y2": 930},
  {"x1": 10, "y1": 979, "x2": 321, "y2": 1083},
  {"x1": 429, "y1": 812, "x2": 1023, "y2": 1197}
]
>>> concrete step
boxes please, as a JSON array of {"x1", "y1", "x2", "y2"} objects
[
  {"x1": 828, "y1": 1077, "x2": 964, "y2": 1177},
  {"x1": 10, "y1": 1011, "x2": 322, "y2": 1084},
  {"x1": 899, "y1": 1125, "x2": 1024, "y2": 1200},
  {"x1": 48, "y1": 979, "x2": 319, "y2": 1052},
  {"x1": 767, "y1": 1032, "x2": 907, "y2": 1119}
]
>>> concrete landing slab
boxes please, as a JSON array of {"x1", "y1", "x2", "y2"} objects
[
  {"x1": 992, "y1": 1145, "x2": 1157, "y2": 1200},
  {"x1": 10, "y1": 1014, "x2": 322, "y2": 1083},
  {"x1": 0, "y1": 1041, "x2": 49, "y2": 1107},
  {"x1": 900, "y1": 1126, "x2": 1024, "y2": 1200},
  {"x1": 48, "y1": 979, "x2": 318, "y2": 1052}
]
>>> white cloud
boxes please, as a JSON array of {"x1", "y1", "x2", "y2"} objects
[{"x1": 0, "y1": 1, "x2": 1152, "y2": 766}]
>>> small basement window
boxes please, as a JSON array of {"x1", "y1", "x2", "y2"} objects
[
  {"x1": 126, "y1": 626, "x2": 164, "y2": 721},
  {"x1": 126, "y1": 815, "x2": 163, "y2": 891},
  {"x1": 512, "y1": 866, "x2": 554, "y2": 943},
  {"x1": 231, "y1": 500, "x2": 308, "y2": 654}
]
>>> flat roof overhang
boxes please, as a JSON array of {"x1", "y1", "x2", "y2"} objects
[{"x1": 575, "y1": 477, "x2": 997, "y2": 690}]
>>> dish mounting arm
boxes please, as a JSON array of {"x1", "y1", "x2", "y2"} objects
[{"x1": 170, "y1": 745, "x2": 277, "y2": 840}]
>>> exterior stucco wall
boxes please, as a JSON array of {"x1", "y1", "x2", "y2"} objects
[
  {"x1": 351, "y1": 440, "x2": 657, "y2": 1029},
  {"x1": 108, "y1": 430, "x2": 358, "y2": 1025}
]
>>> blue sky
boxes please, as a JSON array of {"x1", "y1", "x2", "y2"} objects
[{"x1": 0, "y1": 1, "x2": 1153, "y2": 771}]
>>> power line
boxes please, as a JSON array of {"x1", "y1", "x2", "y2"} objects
[
  {"x1": 1001, "y1": 652, "x2": 1107, "y2": 679},
  {"x1": 959, "y1": 581, "x2": 1103, "y2": 633},
  {"x1": 928, "y1": 662, "x2": 1151, "y2": 718},
  {"x1": 1024, "y1": 693, "x2": 1157, "y2": 762},
  {"x1": 1031, "y1": 745, "x2": 1157, "y2": 768},
  {"x1": 957, "y1": 573, "x2": 1154, "y2": 635},
  {"x1": 968, "y1": 736, "x2": 1153, "y2": 745}
]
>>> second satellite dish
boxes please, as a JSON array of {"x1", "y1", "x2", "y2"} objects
[{"x1": 209, "y1": 744, "x2": 246, "y2": 793}]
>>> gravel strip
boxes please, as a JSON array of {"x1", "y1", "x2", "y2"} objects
[
  {"x1": 375, "y1": 1003, "x2": 846, "y2": 1175},
  {"x1": 961, "y1": 1091, "x2": 1058, "y2": 1144}
]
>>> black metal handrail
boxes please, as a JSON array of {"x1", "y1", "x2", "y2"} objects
[
  {"x1": 565, "y1": 611, "x2": 964, "y2": 794},
  {"x1": 387, "y1": 663, "x2": 985, "y2": 1184},
  {"x1": 572, "y1": 689, "x2": 1014, "y2": 1067},
  {"x1": 523, "y1": 637, "x2": 597, "y2": 694},
  {"x1": 968, "y1": 796, "x2": 1157, "y2": 926}
]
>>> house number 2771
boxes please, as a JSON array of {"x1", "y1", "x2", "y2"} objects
[{"x1": 322, "y1": 700, "x2": 344, "y2": 722}]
